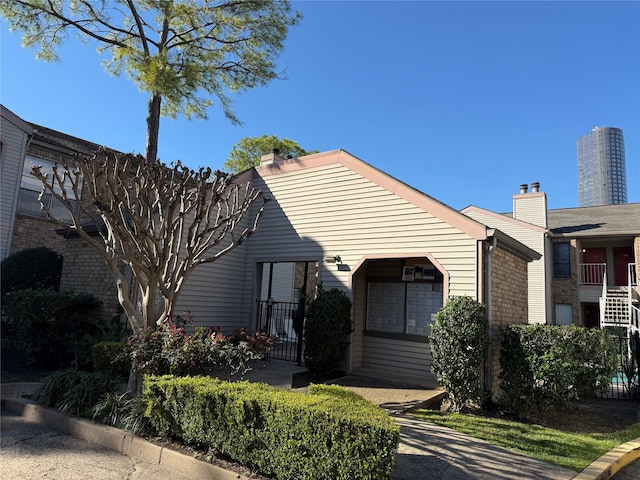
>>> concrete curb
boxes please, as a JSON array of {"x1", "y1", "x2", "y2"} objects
[
  {"x1": 572, "y1": 438, "x2": 640, "y2": 480},
  {"x1": 1, "y1": 397, "x2": 249, "y2": 480}
]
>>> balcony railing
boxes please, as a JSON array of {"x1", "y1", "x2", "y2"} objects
[
  {"x1": 579, "y1": 263, "x2": 606, "y2": 285},
  {"x1": 629, "y1": 263, "x2": 638, "y2": 288}
]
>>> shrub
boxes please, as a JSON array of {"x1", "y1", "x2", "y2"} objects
[
  {"x1": 499, "y1": 324, "x2": 617, "y2": 411},
  {"x1": 430, "y1": 295, "x2": 488, "y2": 412},
  {"x1": 304, "y1": 287, "x2": 353, "y2": 379},
  {"x1": 92, "y1": 391, "x2": 151, "y2": 434},
  {"x1": 0, "y1": 247, "x2": 63, "y2": 301},
  {"x1": 2, "y1": 289, "x2": 103, "y2": 368},
  {"x1": 34, "y1": 369, "x2": 119, "y2": 417},
  {"x1": 143, "y1": 375, "x2": 400, "y2": 480},
  {"x1": 126, "y1": 318, "x2": 273, "y2": 377},
  {"x1": 92, "y1": 341, "x2": 131, "y2": 379}
]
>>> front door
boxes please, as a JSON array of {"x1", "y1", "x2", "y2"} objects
[
  {"x1": 584, "y1": 303, "x2": 600, "y2": 328},
  {"x1": 614, "y1": 247, "x2": 634, "y2": 287}
]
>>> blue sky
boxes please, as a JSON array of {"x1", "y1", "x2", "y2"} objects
[{"x1": 1, "y1": 1, "x2": 638, "y2": 213}]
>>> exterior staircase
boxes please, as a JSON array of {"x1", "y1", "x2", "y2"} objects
[
  {"x1": 601, "y1": 288, "x2": 638, "y2": 333},
  {"x1": 599, "y1": 263, "x2": 639, "y2": 334}
]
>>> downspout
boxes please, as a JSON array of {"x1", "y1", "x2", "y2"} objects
[{"x1": 483, "y1": 235, "x2": 497, "y2": 400}]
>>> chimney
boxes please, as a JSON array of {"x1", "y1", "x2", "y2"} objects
[
  {"x1": 259, "y1": 149, "x2": 286, "y2": 167},
  {"x1": 513, "y1": 182, "x2": 547, "y2": 228}
]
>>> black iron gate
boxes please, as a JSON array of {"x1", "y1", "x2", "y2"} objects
[
  {"x1": 256, "y1": 299, "x2": 305, "y2": 363},
  {"x1": 256, "y1": 261, "x2": 310, "y2": 364},
  {"x1": 600, "y1": 331, "x2": 640, "y2": 400}
]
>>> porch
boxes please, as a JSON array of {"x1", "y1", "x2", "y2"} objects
[
  {"x1": 236, "y1": 358, "x2": 444, "y2": 412},
  {"x1": 578, "y1": 262, "x2": 639, "y2": 333}
]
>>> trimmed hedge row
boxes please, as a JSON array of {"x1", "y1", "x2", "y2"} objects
[
  {"x1": 143, "y1": 376, "x2": 400, "y2": 480},
  {"x1": 499, "y1": 324, "x2": 617, "y2": 411}
]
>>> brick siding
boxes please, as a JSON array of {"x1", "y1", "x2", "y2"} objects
[
  {"x1": 10, "y1": 216, "x2": 119, "y2": 321},
  {"x1": 58, "y1": 237, "x2": 120, "y2": 321},
  {"x1": 489, "y1": 244, "x2": 529, "y2": 397},
  {"x1": 550, "y1": 238, "x2": 580, "y2": 324}
]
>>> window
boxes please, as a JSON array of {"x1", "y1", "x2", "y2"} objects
[
  {"x1": 553, "y1": 242, "x2": 571, "y2": 278},
  {"x1": 366, "y1": 281, "x2": 443, "y2": 336},
  {"x1": 555, "y1": 304, "x2": 573, "y2": 325},
  {"x1": 17, "y1": 156, "x2": 80, "y2": 222}
]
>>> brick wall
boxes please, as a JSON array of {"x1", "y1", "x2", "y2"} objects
[
  {"x1": 59, "y1": 237, "x2": 120, "y2": 320},
  {"x1": 10, "y1": 215, "x2": 66, "y2": 255},
  {"x1": 488, "y1": 244, "x2": 529, "y2": 397},
  {"x1": 10, "y1": 215, "x2": 120, "y2": 321},
  {"x1": 551, "y1": 238, "x2": 579, "y2": 325}
]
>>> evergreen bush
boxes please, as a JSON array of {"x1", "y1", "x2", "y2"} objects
[
  {"x1": 499, "y1": 324, "x2": 617, "y2": 411},
  {"x1": 429, "y1": 295, "x2": 488, "y2": 412},
  {"x1": 92, "y1": 341, "x2": 131, "y2": 379},
  {"x1": 143, "y1": 375, "x2": 400, "y2": 480},
  {"x1": 2, "y1": 289, "x2": 102, "y2": 368},
  {"x1": 0, "y1": 247, "x2": 63, "y2": 300},
  {"x1": 304, "y1": 287, "x2": 353, "y2": 379}
]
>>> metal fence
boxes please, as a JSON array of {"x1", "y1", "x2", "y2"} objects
[
  {"x1": 256, "y1": 300, "x2": 304, "y2": 364},
  {"x1": 599, "y1": 331, "x2": 640, "y2": 400}
]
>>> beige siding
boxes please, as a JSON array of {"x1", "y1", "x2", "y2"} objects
[
  {"x1": 249, "y1": 163, "x2": 478, "y2": 296},
  {"x1": 465, "y1": 209, "x2": 547, "y2": 324},
  {"x1": 175, "y1": 220, "x2": 252, "y2": 333},
  {"x1": 361, "y1": 336, "x2": 435, "y2": 380},
  {"x1": 0, "y1": 114, "x2": 29, "y2": 259},
  {"x1": 513, "y1": 193, "x2": 547, "y2": 228},
  {"x1": 248, "y1": 162, "x2": 478, "y2": 379}
]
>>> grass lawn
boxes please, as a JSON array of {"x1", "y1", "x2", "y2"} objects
[{"x1": 411, "y1": 409, "x2": 640, "y2": 472}]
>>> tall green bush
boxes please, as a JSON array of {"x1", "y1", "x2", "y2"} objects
[
  {"x1": 430, "y1": 295, "x2": 488, "y2": 412},
  {"x1": 2, "y1": 289, "x2": 102, "y2": 368},
  {"x1": 304, "y1": 287, "x2": 353, "y2": 379},
  {"x1": 0, "y1": 247, "x2": 63, "y2": 300},
  {"x1": 499, "y1": 324, "x2": 617, "y2": 411}
]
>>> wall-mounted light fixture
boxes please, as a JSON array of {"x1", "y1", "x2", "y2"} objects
[{"x1": 324, "y1": 255, "x2": 342, "y2": 264}]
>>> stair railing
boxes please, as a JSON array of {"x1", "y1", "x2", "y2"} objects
[
  {"x1": 599, "y1": 266, "x2": 608, "y2": 329},
  {"x1": 629, "y1": 263, "x2": 639, "y2": 334}
]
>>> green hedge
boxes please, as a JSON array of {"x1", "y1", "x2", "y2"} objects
[
  {"x1": 304, "y1": 287, "x2": 353, "y2": 379},
  {"x1": 499, "y1": 324, "x2": 617, "y2": 411},
  {"x1": 92, "y1": 341, "x2": 131, "y2": 379},
  {"x1": 2, "y1": 289, "x2": 102, "y2": 368},
  {"x1": 143, "y1": 376, "x2": 400, "y2": 480},
  {"x1": 0, "y1": 247, "x2": 63, "y2": 301},
  {"x1": 429, "y1": 295, "x2": 488, "y2": 411}
]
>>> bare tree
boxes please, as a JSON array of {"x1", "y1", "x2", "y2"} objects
[{"x1": 32, "y1": 149, "x2": 266, "y2": 333}]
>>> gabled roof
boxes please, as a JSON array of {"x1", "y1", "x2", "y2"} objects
[
  {"x1": 547, "y1": 203, "x2": 640, "y2": 237},
  {"x1": 256, "y1": 149, "x2": 490, "y2": 241},
  {"x1": 255, "y1": 149, "x2": 542, "y2": 263},
  {"x1": 1, "y1": 105, "x2": 33, "y2": 134},
  {"x1": 29, "y1": 123, "x2": 104, "y2": 156},
  {"x1": 461, "y1": 204, "x2": 547, "y2": 233}
]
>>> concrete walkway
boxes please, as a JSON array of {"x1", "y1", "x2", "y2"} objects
[{"x1": 2, "y1": 359, "x2": 639, "y2": 479}]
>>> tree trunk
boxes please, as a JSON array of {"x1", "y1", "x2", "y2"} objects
[{"x1": 146, "y1": 93, "x2": 161, "y2": 162}]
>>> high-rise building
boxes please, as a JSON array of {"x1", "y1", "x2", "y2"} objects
[{"x1": 577, "y1": 127, "x2": 627, "y2": 206}]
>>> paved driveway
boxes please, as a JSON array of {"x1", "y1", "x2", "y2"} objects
[{"x1": 1, "y1": 409, "x2": 191, "y2": 480}]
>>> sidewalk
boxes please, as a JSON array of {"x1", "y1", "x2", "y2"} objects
[{"x1": 2, "y1": 360, "x2": 639, "y2": 480}]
